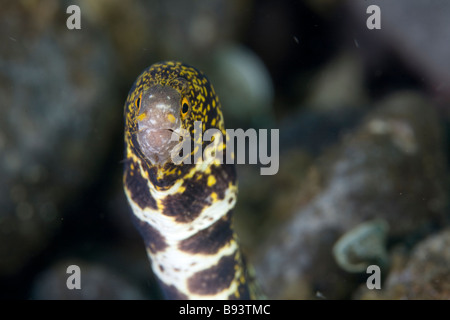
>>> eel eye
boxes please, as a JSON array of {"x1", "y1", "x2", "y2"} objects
[
  {"x1": 181, "y1": 97, "x2": 190, "y2": 117},
  {"x1": 135, "y1": 95, "x2": 142, "y2": 110}
]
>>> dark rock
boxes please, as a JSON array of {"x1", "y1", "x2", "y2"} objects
[
  {"x1": 356, "y1": 229, "x2": 450, "y2": 299},
  {"x1": 254, "y1": 91, "x2": 448, "y2": 299},
  {"x1": 30, "y1": 259, "x2": 149, "y2": 300},
  {"x1": 0, "y1": 1, "x2": 119, "y2": 275},
  {"x1": 347, "y1": 0, "x2": 450, "y2": 101}
]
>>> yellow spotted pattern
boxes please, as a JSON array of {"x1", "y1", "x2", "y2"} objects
[{"x1": 123, "y1": 61, "x2": 260, "y2": 300}]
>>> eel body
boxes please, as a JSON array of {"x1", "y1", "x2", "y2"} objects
[{"x1": 123, "y1": 61, "x2": 254, "y2": 299}]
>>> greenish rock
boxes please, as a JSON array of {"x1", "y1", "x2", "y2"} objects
[{"x1": 304, "y1": 52, "x2": 368, "y2": 111}]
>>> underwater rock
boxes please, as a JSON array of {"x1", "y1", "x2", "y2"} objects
[
  {"x1": 30, "y1": 260, "x2": 149, "y2": 300},
  {"x1": 348, "y1": 0, "x2": 450, "y2": 100},
  {"x1": 0, "y1": 1, "x2": 119, "y2": 275},
  {"x1": 234, "y1": 150, "x2": 314, "y2": 250},
  {"x1": 355, "y1": 228, "x2": 450, "y2": 299},
  {"x1": 254, "y1": 91, "x2": 448, "y2": 299}
]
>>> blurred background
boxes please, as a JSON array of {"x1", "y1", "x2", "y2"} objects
[{"x1": 0, "y1": 0, "x2": 449, "y2": 299}]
